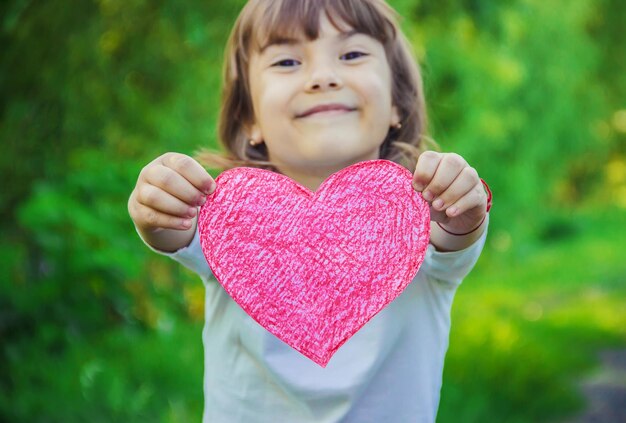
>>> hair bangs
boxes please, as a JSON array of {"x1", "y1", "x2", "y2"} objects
[{"x1": 248, "y1": 0, "x2": 397, "y2": 56}]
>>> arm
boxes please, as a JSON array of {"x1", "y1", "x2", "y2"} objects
[
  {"x1": 128, "y1": 152, "x2": 216, "y2": 252},
  {"x1": 411, "y1": 151, "x2": 490, "y2": 252}
]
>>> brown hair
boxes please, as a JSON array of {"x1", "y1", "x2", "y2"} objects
[{"x1": 196, "y1": 0, "x2": 433, "y2": 172}]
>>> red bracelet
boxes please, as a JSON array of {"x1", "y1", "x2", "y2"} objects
[
  {"x1": 436, "y1": 215, "x2": 486, "y2": 236},
  {"x1": 436, "y1": 179, "x2": 492, "y2": 236},
  {"x1": 481, "y1": 179, "x2": 493, "y2": 213}
]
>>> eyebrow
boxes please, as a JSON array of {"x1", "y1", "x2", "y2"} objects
[{"x1": 258, "y1": 29, "x2": 359, "y2": 54}]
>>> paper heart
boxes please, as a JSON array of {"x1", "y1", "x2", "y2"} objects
[{"x1": 198, "y1": 160, "x2": 430, "y2": 367}]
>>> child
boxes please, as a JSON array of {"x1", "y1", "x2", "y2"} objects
[{"x1": 128, "y1": 0, "x2": 490, "y2": 421}]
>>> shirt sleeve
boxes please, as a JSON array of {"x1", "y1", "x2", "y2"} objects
[
  {"x1": 138, "y1": 226, "x2": 213, "y2": 281},
  {"x1": 419, "y1": 216, "x2": 489, "y2": 289}
]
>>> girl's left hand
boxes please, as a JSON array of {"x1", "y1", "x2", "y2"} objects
[{"x1": 411, "y1": 151, "x2": 488, "y2": 238}]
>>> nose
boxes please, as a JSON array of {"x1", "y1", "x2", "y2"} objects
[{"x1": 304, "y1": 61, "x2": 343, "y2": 92}]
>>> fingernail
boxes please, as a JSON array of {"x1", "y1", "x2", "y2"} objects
[
  {"x1": 204, "y1": 182, "x2": 215, "y2": 195},
  {"x1": 413, "y1": 181, "x2": 424, "y2": 191},
  {"x1": 433, "y1": 199, "x2": 444, "y2": 210},
  {"x1": 197, "y1": 195, "x2": 206, "y2": 206},
  {"x1": 181, "y1": 219, "x2": 192, "y2": 228},
  {"x1": 422, "y1": 191, "x2": 434, "y2": 202},
  {"x1": 187, "y1": 207, "x2": 197, "y2": 217},
  {"x1": 448, "y1": 206, "x2": 458, "y2": 216}
]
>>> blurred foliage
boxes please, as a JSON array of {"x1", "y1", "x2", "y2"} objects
[
  {"x1": 440, "y1": 208, "x2": 626, "y2": 422},
  {"x1": 0, "y1": 0, "x2": 624, "y2": 421}
]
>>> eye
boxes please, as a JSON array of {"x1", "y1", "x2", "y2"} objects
[
  {"x1": 341, "y1": 51, "x2": 368, "y2": 61},
  {"x1": 271, "y1": 58, "x2": 301, "y2": 67}
]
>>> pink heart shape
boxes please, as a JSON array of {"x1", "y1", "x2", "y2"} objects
[{"x1": 198, "y1": 160, "x2": 430, "y2": 367}]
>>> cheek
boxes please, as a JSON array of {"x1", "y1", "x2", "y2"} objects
[
  {"x1": 358, "y1": 71, "x2": 394, "y2": 145},
  {"x1": 250, "y1": 72, "x2": 284, "y2": 124},
  {"x1": 358, "y1": 70, "x2": 394, "y2": 115},
  {"x1": 257, "y1": 85, "x2": 292, "y2": 130}
]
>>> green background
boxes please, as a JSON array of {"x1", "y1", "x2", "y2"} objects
[{"x1": 1, "y1": 0, "x2": 625, "y2": 421}]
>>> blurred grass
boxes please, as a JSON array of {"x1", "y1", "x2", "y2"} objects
[
  {"x1": 439, "y1": 206, "x2": 626, "y2": 422},
  {"x1": 1, "y1": 319, "x2": 204, "y2": 422}
]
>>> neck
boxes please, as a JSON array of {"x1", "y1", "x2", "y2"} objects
[
  {"x1": 272, "y1": 152, "x2": 381, "y2": 192},
  {"x1": 276, "y1": 166, "x2": 335, "y2": 192}
]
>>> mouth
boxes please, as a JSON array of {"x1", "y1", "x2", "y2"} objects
[{"x1": 296, "y1": 104, "x2": 357, "y2": 119}]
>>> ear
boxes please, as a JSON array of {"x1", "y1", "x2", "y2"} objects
[
  {"x1": 390, "y1": 105, "x2": 401, "y2": 128},
  {"x1": 248, "y1": 123, "x2": 264, "y2": 145}
]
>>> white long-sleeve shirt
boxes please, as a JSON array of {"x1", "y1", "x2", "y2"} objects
[{"x1": 158, "y1": 225, "x2": 486, "y2": 423}]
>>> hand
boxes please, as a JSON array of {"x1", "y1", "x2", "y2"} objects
[
  {"x1": 412, "y1": 151, "x2": 488, "y2": 238},
  {"x1": 128, "y1": 152, "x2": 215, "y2": 233}
]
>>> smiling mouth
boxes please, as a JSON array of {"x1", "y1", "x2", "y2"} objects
[{"x1": 296, "y1": 105, "x2": 357, "y2": 118}]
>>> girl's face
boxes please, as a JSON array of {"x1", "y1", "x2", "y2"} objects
[{"x1": 248, "y1": 14, "x2": 399, "y2": 177}]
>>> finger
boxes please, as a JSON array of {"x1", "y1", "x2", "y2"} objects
[
  {"x1": 412, "y1": 151, "x2": 442, "y2": 192},
  {"x1": 133, "y1": 202, "x2": 194, "y2": 231},
  {"x1": 142, "y1": 164, "x2": 207, "y2": 207},
  {"x1": 445, "y1": 182, "x2": 487, "y2": 218},
  {"x1": 431, "y1": 166, "x2": 479, "y2": 212},
  {"x1": 135, "y1": 183, "x2": 199, "y2": 218},
  {"x1": 428, "y1": 208, "x2": 450, "y2": 225},
  {"x1": 160, "y1": 153, "x2": 215, "y2": 194},
  {"x1": 422, "y1": 154, "x2": 467, "y2": 202}
]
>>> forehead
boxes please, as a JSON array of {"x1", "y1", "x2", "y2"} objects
[
  {"x1": 258, "y1": 20, "x2": 361, "y2": 54},
  {"x1": 247, "y1": 0, "x2": 395, "y2": 54}
]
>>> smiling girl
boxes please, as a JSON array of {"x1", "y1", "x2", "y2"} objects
[{"x1": 128, "y1": 1, "x2": 490, "y2": 421}]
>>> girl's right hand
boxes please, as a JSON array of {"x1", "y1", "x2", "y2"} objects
[{"x1": 128, "y1": 152, "x2": 215, "y2": 251}]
